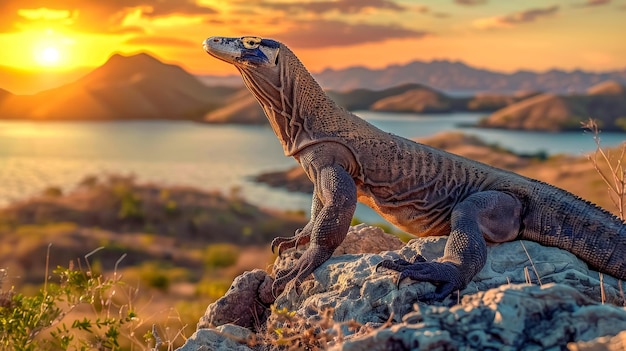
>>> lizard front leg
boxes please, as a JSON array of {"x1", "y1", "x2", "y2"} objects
[
  {"x1": 272, "y1": 164, "x2": 357, "y2": 296},
  {"x1": 271, "y1": 191, "x2": 322, "y2": 254},
  {"x1": 378, "y1": 191, "x2": 522, "y2": 301}
]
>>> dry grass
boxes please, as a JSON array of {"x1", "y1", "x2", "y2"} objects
[{"x1": 583, "y1": 119, "x2": 626, "y2": 220}]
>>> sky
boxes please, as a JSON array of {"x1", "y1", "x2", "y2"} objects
[{"x1": 0, "y1": 0, "x2": 625, "y2": 76}]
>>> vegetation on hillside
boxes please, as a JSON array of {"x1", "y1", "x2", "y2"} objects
[{"x1": 0, "y1": 175, "x2": 307, "y2": 349}]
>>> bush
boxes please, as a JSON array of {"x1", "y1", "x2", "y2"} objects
[
  {"x1": 203, "y1": 244, "x2": 240, "y2": 269},
  {"x1": 0, "y1": 264, "x2": 139, "y2": 350},
  {"x1": 195, "y1": 279, "x2": 232, "y2": 300}
]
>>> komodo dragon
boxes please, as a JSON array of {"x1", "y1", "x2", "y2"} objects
[{"x1": 203, "y1": 36, "x2": 626, "y2": 301}]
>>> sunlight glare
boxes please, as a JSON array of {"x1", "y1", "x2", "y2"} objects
[{"x1": 39, "y1": 46, "x2": 61, "y2": 64}]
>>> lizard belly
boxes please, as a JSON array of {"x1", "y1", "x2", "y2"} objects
[{"x1": 356, "y1": 187, "x2": 453, "y2": 237}]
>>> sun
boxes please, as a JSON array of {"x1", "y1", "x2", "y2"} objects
[{"x1": 35, "y1": 46, "x2": 62, "y2": 66}]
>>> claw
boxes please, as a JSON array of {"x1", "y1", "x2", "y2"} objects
[
  {"x1": 412, "y1": 254, "x2": 427, "y2": 263},
  {"x1": 375, "y1": 258, "x2": 413, "y2": 273},
  {"x1": 374, "y1": 260, "x2": 386, "y2": 273}
]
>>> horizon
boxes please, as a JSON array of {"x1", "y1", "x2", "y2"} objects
[
  {"x1": 0, "y1": 0, "x2": 625, "y2": 78},
  {"x1": 6, "y1": 51, "x2": 626, "y2": 77}
]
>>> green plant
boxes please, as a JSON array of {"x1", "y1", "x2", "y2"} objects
[
  {"x1": 195, "y1": 279, "x2": 232, "y2": 300},
  {"x1": 111, "y1": 177, "x2": 144, "y2": 221},
  {"x1": 0, "y1": 252, "x2": 141, "y2": 350},
  {"x1": 203, "y1": 244, "x2": 240, "y2": 269}
]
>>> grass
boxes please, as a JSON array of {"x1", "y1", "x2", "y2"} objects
[
  {"x1": 583, "y1": 119, "x2": 626, "y2": 220},
  {"x1": 0, "y1": 250, "x2": 143, "y2": 350}
]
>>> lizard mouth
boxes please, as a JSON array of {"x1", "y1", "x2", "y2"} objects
[
  {"x1": 203, "y1": 37, "x2": 240, "y2": 64},
  {"x1": 203, "y1": 36, "x2": 280, "y2": 67}
]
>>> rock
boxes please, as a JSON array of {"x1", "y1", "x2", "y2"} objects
[
  {"x1": 179, "y1": 225, "x2": 626, "y2": 350},
  {"x1": 569, "y1": 329, "x2": 626, "y2": 350},
  {"x1": 333, "y1": 224, "x2": 405, "y2": 255},
  {"x1": 198, "y1": 224, "x2": 404, "y2": 331},
  {"x1": 197, "y1": 269, "x2": 273, "y2": 330},
  {"x1": 176, "y1": 324, "x2": 254, "y2": 351},
  {"x1": 337, "y1": 284, "x2": 626, "y2": 351}
]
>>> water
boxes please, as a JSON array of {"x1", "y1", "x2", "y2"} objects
[{"x1": 0, "y1": 114, "x2": 624, "y2": 224}]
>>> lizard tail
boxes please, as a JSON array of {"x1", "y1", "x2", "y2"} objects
[{"x1": 520, "y1": 190, "x2": 626, "y2": 281}]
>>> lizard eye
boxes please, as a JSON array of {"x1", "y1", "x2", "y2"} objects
[{"x1": 242, "y1": 37, "x2": 261, "y2": 49}]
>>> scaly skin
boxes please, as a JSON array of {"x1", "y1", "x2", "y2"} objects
[{"x1": 203, "y1": 36, "x2": 626, "y2": 301}]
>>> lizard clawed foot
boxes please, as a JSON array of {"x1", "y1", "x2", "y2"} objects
[
  {"x1": 271, "y1": 229, "x2": 312, "y2": 255},
  {"x1": 271, "y1": 245, "x2": 333, "y2": 297},
  {"x1": 374, "y1": 254, "x2": 427, "y2": 272},
  {"x1": 376, "y1": 258, "x2": 464, "y2": 301}
]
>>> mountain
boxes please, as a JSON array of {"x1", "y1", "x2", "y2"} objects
[
  {"x1": 0, "y1": 65, "x2": 91, "y2": 95},
  {"x1": 327, "y1": 83, "x2": 447, "y2": 111},
  {"x1": 199, "y1": 60, "x2": 626, "y2": 94},
  {"x1": 369, "y1": 85, "x2": 453, "y2": 113},
  {"x1": 202, "y1": 83, "x2": 530, "y2": 123},
  {"x1": 314, "y1": 60, "x2": 626, "y2": 94},
  {"x1": 203, "y1": 83, "x2": 460, "y2": 123},
  {"x1": 0, "y1": 53, "x2": 239, "y2": 120},
  {"x1": 479, "y1": 81, "x2": 626, "y2": 132},
  {"x1": 203, "y1": 88, "x2": 266, "y2": 124}
]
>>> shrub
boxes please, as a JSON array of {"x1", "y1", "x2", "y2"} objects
[
  {"x1": 203, "y1": 244, "x2": 240, "y2": 269},
  {"x1": 195, "y1": 279, "x2": 232, "y2": 300},
  {"x1": 0, "y1": 263, "x2": 139, "y2": 350},
  {"x1": 42, "y1": 186, "x2": 63, "y2": 197}
]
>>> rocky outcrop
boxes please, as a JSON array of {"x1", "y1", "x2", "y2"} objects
[{"x1": 177, "y1": 224, "x2": 626, "y2": 350}]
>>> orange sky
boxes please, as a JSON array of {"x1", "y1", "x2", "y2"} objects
[{"x1": 0, "y1": 0, "x2": 625, "y2": 76}]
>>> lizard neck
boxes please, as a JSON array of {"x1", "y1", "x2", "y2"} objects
[{"x1": 237, "y1": 44, "x2": 338, "y2": 156}]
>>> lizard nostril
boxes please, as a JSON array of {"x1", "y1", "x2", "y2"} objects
[{"x1": 212, "y1": 38, "x2": 220, "y2": 43}]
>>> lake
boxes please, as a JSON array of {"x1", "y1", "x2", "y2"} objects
[{"x1": 0, "y1": 112, "x2": 624, "y2": 224}]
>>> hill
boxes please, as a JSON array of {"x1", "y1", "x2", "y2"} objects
[
  {"x1": 198, "y1": 60, "x2": 626, "y2": 93},
  {"x1": 315, "y1": 60, "x2": 626, "y2": 93},
  {"x1": 0, "y1": 65, "x2": 91, "y2": 95},
  {"x1": 0, "y1": 175, "x2": 307, "y2": 284},
  {"x1": 203, "y1": 83, "x2": 457, "y2": 123},
  {"x1": 479, "y1": 81, "x2": 626, "y2": 132},
  {"x1": 0, "y1": 53, "x2": 238, "y2": 120},
  {"x1": 203, "y1": 88, "x2": 266, "y2": 124}
]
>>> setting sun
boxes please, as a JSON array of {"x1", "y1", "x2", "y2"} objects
[{"x1": 36, "y1": 46, "x2": 61, "y2": 65}]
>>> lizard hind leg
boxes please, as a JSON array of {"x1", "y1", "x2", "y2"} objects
[{"x1": 377, "y1": 191, "x2": 523, "y2": 301}]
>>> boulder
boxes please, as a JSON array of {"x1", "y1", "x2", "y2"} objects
[{"x1": 177, "y1": 225, "x2": 626, "y2": 350}]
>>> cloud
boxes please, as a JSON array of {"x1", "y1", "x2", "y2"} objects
[
  {"x1": 0, "y1": 0, "x2": 218, "y2": 33},
  {"x1": 454, "y1": 0, "x2": 488, "y2": 5},
  {"x1": 124, "y1": 36, "x2": 198, "y2": 48},
  {"x1": 270, "y1": 19, "x2": 430, "y2": 48},
  {"x1": 259, "y1": 0, "x2": 408, "y2": 15},
  {"x1": 473, "y1": 5, "x2": 559, "y2": 29},
  {"x1": 573, "y1": 0, "x2": 611, "y2": 7}
]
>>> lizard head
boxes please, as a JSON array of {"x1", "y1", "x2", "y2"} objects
[
  {"x1": 202, "y1": 35, "x2": 336, "y2": 156},
  {"x1": 203, "y1": 36, "x2": 281, "y2": 68}
]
